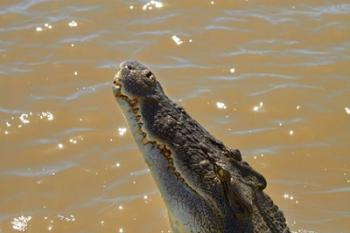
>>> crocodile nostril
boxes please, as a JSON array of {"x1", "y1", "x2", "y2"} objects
[
  {"x1": 126, "y1": 65, "x2": 134, "y2": 70},
  {"x1": 145, "y1": 71, "x2": 153, "y2": 79}
]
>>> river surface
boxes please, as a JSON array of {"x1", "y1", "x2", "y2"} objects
[{"x1": 0, "y1": 1, "x2": 349, "y2": 233}]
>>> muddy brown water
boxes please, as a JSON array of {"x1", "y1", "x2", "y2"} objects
[{"x1": 0, "y1": 1, "x2": 349, "y2": 233}]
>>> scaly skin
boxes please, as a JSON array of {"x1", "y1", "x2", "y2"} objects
[{"x1": 112, "y1": 60, "x2": 291, "y2": 233}]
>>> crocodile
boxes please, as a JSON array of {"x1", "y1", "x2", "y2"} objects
[{"x1": 112, "y1": 60, "x2": 290, "y2": 233}]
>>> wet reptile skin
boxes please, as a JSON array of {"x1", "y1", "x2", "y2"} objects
[{"x1": 112, "y1": 60, "x2": 291, "y2": 233}]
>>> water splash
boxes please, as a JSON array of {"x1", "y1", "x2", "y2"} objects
[
  {"x1": 68, "y1": 20, "x2": 78, "y2": 27},
  {"x1": 171, "y1": 35, "x2": 183, "y2": 45},
  {"x1": 142, "y1": 1, "x2": 163, "y2": 11},
  {"x1": 39, "y1": 112, "x2": 54, "y2": 121},
  {"x1": 252, "y1": 101, "x2": 264, "y2": 112},
  {"x1": 57, "y1": 214, "x2": 76, "y2": 222},
  {"x1": 19, "y1": 113, "x2": 30, "y2": 124},
  {"x1": 11, "y1": 216, "x2": 32, "y2": 232}
]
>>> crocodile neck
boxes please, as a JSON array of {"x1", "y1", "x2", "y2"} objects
[{"x1": 113, "y1": 60, "x2": 291, "y2": 233}]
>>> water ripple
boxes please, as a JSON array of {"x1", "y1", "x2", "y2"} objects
[
  {"x1": 245, "y1": 142, "x2": 332, "y2": 156},
  {"x1": 129, "y1": 13, "x2": 177, "y2": 25},
  {"x1": 205, "y1": 25, "x2": 251, "y2": 33},
  {"x1": 312, "y1": 4, "x2": 350, "y2": 16},
  {"x1": 0, "y1": 107, "x2": 25, "y2": 115},
  {"x1": 60, "y1": 31, "x2": 106, "y2": 44},
  {"x1": 30, "y1": 81, "x2": 110, "y2": 102},
  {"x1": 224, "y1": 9, "x2": 296, "y2": 24},
  {"x1": 230, "y1": 127, "x2": 278, "y2": 136},
  {"x1": 3, "y1": 161, "x2": 76, "y2": 177},
  {"x1": 0, "y1": 64, "x2": 33, "y2": 75},
  {"x1": 239, "y1": 73, "x2": 298, "y2": 80},
  {"x1": 250, "y1": 83, "x2": 324, "y2": 96},
  {"x1": 315, "y1": 186, "x2": 350, "y2": 194},
  {"x1": 174, "y1": 87, "x2": 211, "y2": 101},
  {"x1": 0, "y1": 0, "x2": 50, "y2": 15}
]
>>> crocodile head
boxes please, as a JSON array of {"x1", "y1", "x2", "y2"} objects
[{"x1": 112, "y1": 60, "x2": 290, "y2": 233}]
